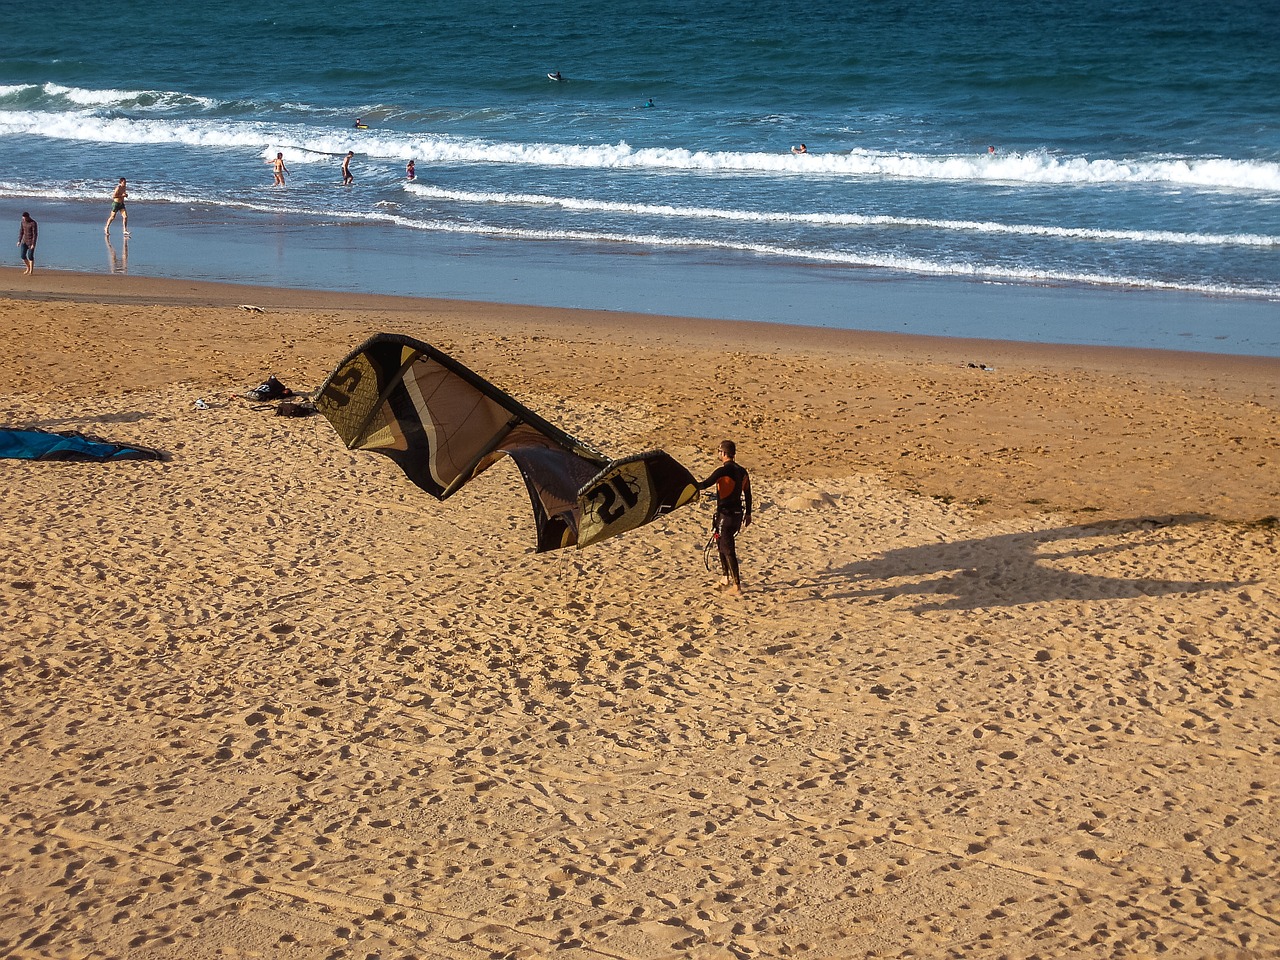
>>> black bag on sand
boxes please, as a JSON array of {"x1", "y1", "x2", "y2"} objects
[
  {"x1": 247, "y1": 375, "x2": 293, "y2": 401},
  {"x1": 274, "y1": 400, "x2": 316, "y2": 418}
]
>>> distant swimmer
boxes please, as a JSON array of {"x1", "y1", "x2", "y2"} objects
[
  {"x1": 645, "y1": 98, "x2": 655, "y2": 108},
  {"x1": 354, "y1": 117, "x2": 368, "y2": 129},
  {"x1": 548, "y1": 71, "x2": 563, "y2": 81},
  {"x1": 342, "y1": 150, "x2": 354, "y2": 186},
  {"x1": 791, "y1": 143, "x2": 808, "y2": 154},
  {"x1": 406, "y1": 159, "x2": 416, "y2": 180},
  {"x1": 988, "y1": 145, "x2": 996, "y2": 155},
  {"x1": 268, "y1": 151, "x2": 289, "y2": 185}
]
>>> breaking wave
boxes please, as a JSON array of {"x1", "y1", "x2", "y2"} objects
[{"x1": 3, "y1": 99, "x2": 1279, "y2": 192}]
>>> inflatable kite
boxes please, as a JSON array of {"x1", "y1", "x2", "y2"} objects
[
  {"x1": 315, "y1": 333, "x2": 698, "y2": 552},
  {"x1": 0, "y1": 429, "x2": 163, "y2": 462}
]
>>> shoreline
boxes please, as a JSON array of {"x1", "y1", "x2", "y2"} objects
[
  {"x1": 10, "y1": 198, "x2": 1280, "y2": 357},
  {"x1": 7, "y1": 266, "x2": 1280, "y2": 370}
]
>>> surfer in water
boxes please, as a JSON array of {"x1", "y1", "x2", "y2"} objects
[
  {"x1": 354, "y1": 117, "x2": 368, "y2": 129},
  {"x1": 549, "y1": 71, "x2": 562, "y2": 81}
]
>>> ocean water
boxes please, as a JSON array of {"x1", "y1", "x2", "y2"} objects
[{"x1": 3, "y1": 0, "x2": 1279, "y2": 351}]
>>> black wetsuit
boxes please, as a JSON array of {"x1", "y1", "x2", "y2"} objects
[{"x1": 698, "y1": 460, "x2": 752, "y2": 586}]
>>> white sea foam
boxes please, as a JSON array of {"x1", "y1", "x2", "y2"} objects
[
  {"x1": 390, "y1": 140, "x2": 1280, "y2": 191},
  {"x1": 404, "y1": 184, "x2": 1280, "y2": 247},
  {"x1": 5, "y1": 108, "x2": 1279, "y2": 193},
  {"x1": 0, "y1": 82, "x2": 223, "y2": 111},
  {"x1": 1, "y1": 111, "x2": 284, "y2": 149},
  {"x1": 42, "y1": 83, "x2": 151, "y2": 106},
  {"x1": 364, "y1": 212, "x2": 1280, "y2": 298}
]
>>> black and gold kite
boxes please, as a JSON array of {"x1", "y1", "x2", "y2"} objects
[{"x1": 315, "y1": 333, "x2": 697, "y2": 552}]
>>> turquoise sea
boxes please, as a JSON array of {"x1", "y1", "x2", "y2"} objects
[{"x1": 4, "y1": 0, "x2": 1279, "y2": 353}]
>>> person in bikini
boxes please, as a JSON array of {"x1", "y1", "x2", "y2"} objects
[
  {"x1": 269, "y1": 152, "x2": 289, "y2": 185},
  {"x1": 697, "y1": 439, "x2": 752, "y2": 594},
  {"x1": 105, "y1": 177, "x2": 129, "y2": 236}
]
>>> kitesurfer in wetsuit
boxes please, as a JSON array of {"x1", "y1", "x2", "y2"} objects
[{"x1": 697, "y1": 439, "x2": 752, "y2": 595}]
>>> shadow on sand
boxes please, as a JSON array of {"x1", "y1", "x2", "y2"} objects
[
  {"x1": 776, "y1": 515, "x2": 1252, "y2": 612},
  {"x1": 24, "y1": 410, "x2": 157, "y2": 429}
]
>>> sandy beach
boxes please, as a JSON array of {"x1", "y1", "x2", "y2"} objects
[{"x1": 1, "y1": 270, "x2": 1278, "y2": 959}]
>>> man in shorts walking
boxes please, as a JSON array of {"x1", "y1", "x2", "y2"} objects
[{"x1": 105, "y1": 177, "x2": 129, "y2": 237}]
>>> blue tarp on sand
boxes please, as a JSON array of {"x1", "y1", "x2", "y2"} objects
[{"x1": 0, "y1": 429, "x2": 163, "y2": 462}]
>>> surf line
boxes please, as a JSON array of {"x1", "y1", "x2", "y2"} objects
[{"x1": 287, "y1": 146, "x2": 353, "y2": 157}]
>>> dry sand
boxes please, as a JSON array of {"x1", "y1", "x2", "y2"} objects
[{"x1": 1, "y1": 271, "x2": 1278, "y2": 959}]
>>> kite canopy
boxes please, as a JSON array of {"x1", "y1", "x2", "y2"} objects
[
  {"x1": 315, "y1": 334, "x2": 697, "y2": 552},
  {"x1": 0, "y1": 429, "x2": 163, "y2": 462}
]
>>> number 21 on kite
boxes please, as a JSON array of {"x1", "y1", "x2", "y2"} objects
[{"x1": 585, "y1": 475, "x2": 640, "y2": 524}]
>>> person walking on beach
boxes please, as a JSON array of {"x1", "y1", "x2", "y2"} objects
[
  {"x1": 697, "y1": 439, "x2": 752, "y2": 595},
  {"x1": 269, "y1": 152, "x2": 289, "y2": 185},
  {"x1": 105, "y1": 177, "x2": 129, "y2": 236},
  {"x1": 17, "y1": 212, "x2": 37, "y2": 276},
  {"x1": 342, "y1": 151, "x2": 355, "y2": 186}
]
